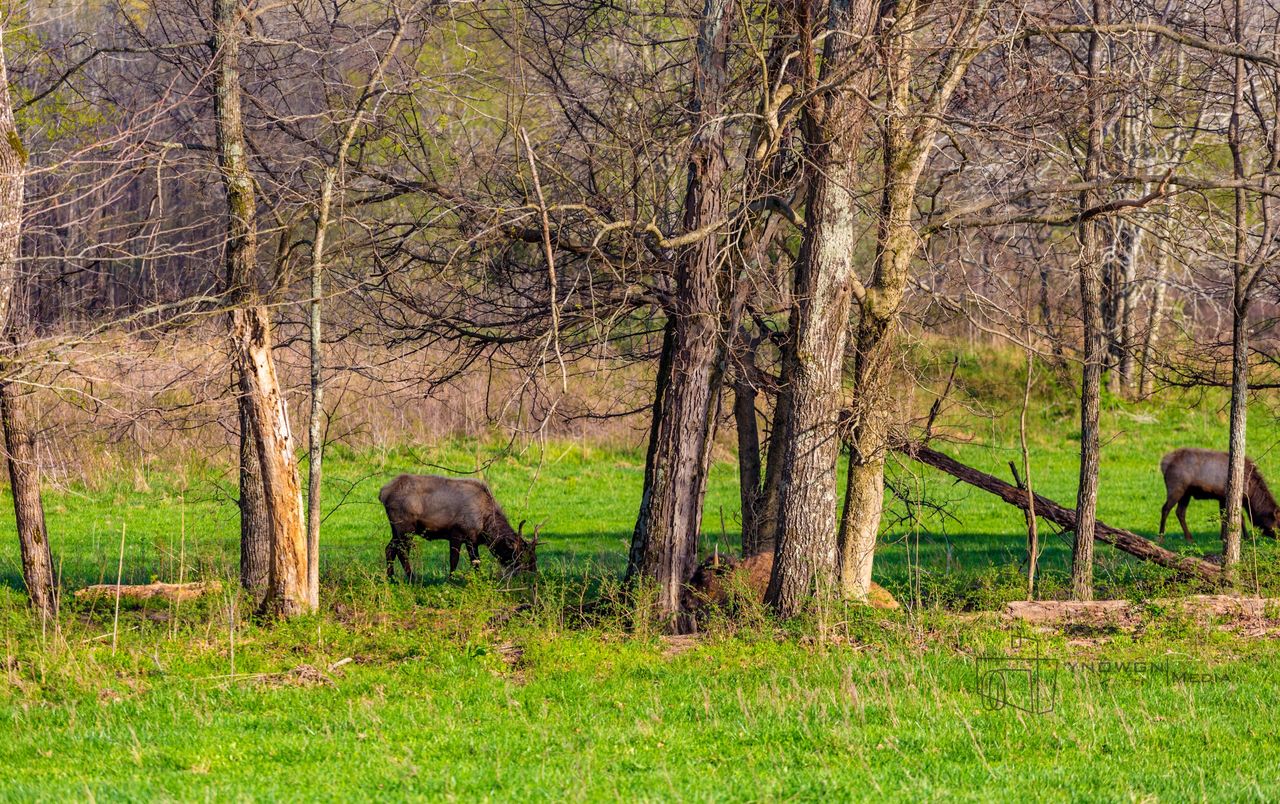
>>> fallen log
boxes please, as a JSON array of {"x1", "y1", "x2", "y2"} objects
[
  {"x1": 1005, "y1": 595, "x2": 1276, "y2": 627},
  {"x1": 74, "y1": 581, "x2": 222, "y2": 604},
  {"x1": 898, "y1": 442, "x2": 1223, "y2": 583}
]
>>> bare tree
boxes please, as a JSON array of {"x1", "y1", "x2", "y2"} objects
[
  {"x1": 1071, "y1": 0, "x2": 1109, "y2": 602},
  {"x1": 211, "y1": 0, "x2": 309, "y2": 617},
  {"x1": 626, "y1": 0, "x2": 736, "y2": 625},
  {"x1": 0, "y1": 23, "x2": 53, "y2": 620},
  {"x1": 1221, "y1": 0, "x2": 1280, "y2": 571}
]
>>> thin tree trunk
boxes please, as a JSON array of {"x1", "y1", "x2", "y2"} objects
[
  {"x1": 1019, "y1": 347, "x2": 1039, "y2": 600},
  {"x1": 303, "y1": 18, "x2": 404, "y2": 612},
  {"x1": 733, "y1": 349, "x2": 763, "y2": 556},
  {"x1": 626, "y1": 0, "x2": 733, "y2": 625},
  {"x1": 0, "y1": 25, "x2": 54, "y2": 621},
  {"x1": 306, "y1": 232, "x2": 323, "y2": 609},
  {"x1": 212, "y1": 0, "x2": 310, "y2": 617},
  {"x1": 306, "y1": 171, "x2": 336, "y2": 612},
  {"x1": 630, "y1": 316, "x2": 676, "y2": 577},
  {"x1": 1114, "y1": 220, "x2": 1143, "y2": 394},
  {"x1": 1221, "y1": 0, "x2": 1248, "y2": 572},
  {"x1": 1137, "y1": 242, "x2": 1169, "y2": 397},
  {"x1": 754, "y1": 375, "x2": 789, "y2": 554},
  {"x1": 1072, "y1": 0, "x2": 1108, "y2": 601}
]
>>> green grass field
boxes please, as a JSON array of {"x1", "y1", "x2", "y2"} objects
[{"x1": 5, "y1": 357, "x2": 1280, "y2": 800}]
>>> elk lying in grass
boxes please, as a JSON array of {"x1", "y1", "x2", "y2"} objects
[
  {"x1": 379, "y1": 474, "x2": 538, "y2": 580},
  {"x1": 682, "y1": 551, "x2": 900, "y2": 616},
  {"x1": 1159, "y1": 448, "x2": 1279, "y2": 542}
]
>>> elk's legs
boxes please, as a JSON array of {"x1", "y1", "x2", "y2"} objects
[
  {"x1": 385, "y1": 526, "x2": 415, "y2": 581},
  {"x1": 1176, "y1": 497, "x2": 1193, "y2": 542},
  {"x1": 449, "y1": 540, "x2": 461, "y2": 573},
  {"x1": 467, "y1": 542, "x2": 480, "y2": 567},
  {"x1": 1159, "y1": 496, "x2": 1176, "y2": 541},
  {"x1": 385, "y1": 526, "x2": 400, "y2": 579}
]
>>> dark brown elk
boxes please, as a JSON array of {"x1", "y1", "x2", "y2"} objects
[
  {"x1": 1159, "y1": 448, "x2": 1279, "y2": 542},
  {"x1": 379, "y1": 474, "x2": 538, "y2": 580}
]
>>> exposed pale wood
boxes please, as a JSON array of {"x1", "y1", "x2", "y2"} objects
[{"x1": 212, "y1": 0, "x2": 310, "y2": 617}]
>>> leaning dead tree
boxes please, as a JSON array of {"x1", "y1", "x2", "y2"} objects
[
  {"x1": 901, "y1": 442, "x2": 1224, "y2": 583},
  {"x1": 0, "y1": 23, "x2": 55, "y2": 620}
]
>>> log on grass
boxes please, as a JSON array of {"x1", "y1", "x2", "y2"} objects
[
  {"x1": 898, "y1": 442, "x2": 1223, "y2": 583},
  {"x1": 1006, "y1": 595, "x2": 1277, "y2": 626},
  {"x1": 74, "y1": 581, "x2": 222, "y2": 604}
]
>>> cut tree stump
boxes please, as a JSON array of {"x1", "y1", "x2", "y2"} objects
[
  {"x1": 897, "y1": 441, "x2": 1224, "y2": 583},
  {"x1": 74, "y1": 581, "x2": 222, "y2": 604},
  {"x1": 1005, "y1": 596, "x2": 1278, "y2": 627}
]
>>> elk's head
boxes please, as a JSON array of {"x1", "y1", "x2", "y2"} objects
[
  {"x1": 1256, "y1": 508, "x2": 1278, "y2": 539},
  {"x1": 513, "y1": 519, "x2": 541, "y2": 573}
]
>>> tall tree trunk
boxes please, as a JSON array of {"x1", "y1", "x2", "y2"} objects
[
  {"x1": 1221, "y1": 0, "x2": 1248, "y2": 572},
  {"x1": 212, "y1": 0, "x2": 310, "y2": 617},
  {"x1": 0, "y1": 25, "x2": 54, "y2": 621},
  {"x1": 1072, "y1": 0, "x2": 1108, "y2": 601},
  {"x1": 836, "y1": 32, "x2": 921, "y2": 598},
  {"x1": 626, "y1": 0, "x2": 733, "y2": 625},
  {"x1": 765, "y1": 152, "x2": 857, "y2": 615},
  {"x1": 305, "y1": 172, "x2": 334, "y2": 613},
  {"x1": 765, "y1": 0, "x2": 872, "y2": 615},
  {"x1": 301, "y1": 18, "x2": 403, "y2": 612}
]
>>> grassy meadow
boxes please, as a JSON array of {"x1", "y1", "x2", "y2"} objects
[{"x1": 5, "y1": 348, "x2": 1280, "y2": 799}]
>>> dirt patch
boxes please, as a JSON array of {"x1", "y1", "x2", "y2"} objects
[{"x1": 660, "y1": 634, "x2": 701, "y2": 658}]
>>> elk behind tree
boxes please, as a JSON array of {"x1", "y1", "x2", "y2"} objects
[
  {"x1": 379, "y1": 474, "x2": 538, "y2": 579},
  {"x1": 1159, "y1": 448, "x2": 1279, "y2": 541},
  {"x1": 684, "y1": 551, "x2": 899, "y2": 622}
]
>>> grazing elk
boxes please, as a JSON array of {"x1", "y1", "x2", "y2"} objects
[
  {"x1": 379, "y1": 474, "x2": 538, "y2": 580},
  {"x1": 1158, "y1": 448, "x2": 1279, "y2": 542}
]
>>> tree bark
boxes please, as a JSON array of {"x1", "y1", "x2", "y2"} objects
[
  {"x1": 754, "y1": 373, "x2": 790, "y2": 554},
  {"x1": 626, "y1": 0, "x2": 733, "y2": 625},
  {"x1": 212, "y1": 0, "x2": 310, "y2": 617},
  {"x1": 1072, "y1": 0, "x2": 1108, "y2": 601},
  {"x1": 766, "y1": 23, "x2": 875, "y2": 611},
  {"x1": 238, "y1": 393, "x2": 269, "y2": 595},
  {"x1": 733, "y1": 349, "x2": 764, "y2": 556},
  {"x1": 0, "y1": 381, "x2": 55, "y2": 619},
  {"x1": 0, "y1": 24, "x2": 54, "y2": 621}
]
